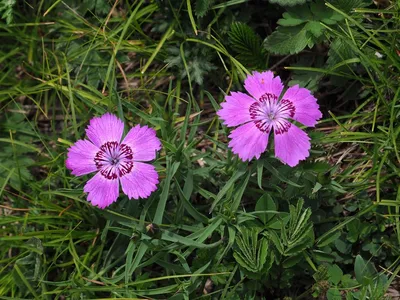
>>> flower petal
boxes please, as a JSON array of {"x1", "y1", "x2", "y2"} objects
[
  {"x1": 282, "y1": 85, "x2": 322, "y2": 127},
  {"x1": 244, "y1": 71, "x2": 284, "y2": 101},
  {"x1": 274, "y1": 124, "x2": 311, "y2": 167},
  {"x1": 86, "y1": 113, "x2": 124, "y2": 147},
  {"x1": 66, "y1": 139, "x2": 99, "y2": 176},
  {"x1": 120, "y1": 162, "x2": 159, "y2": 199},
  {"x1": 228, "y1": 122, "x2": 270, "y2": 161},
  {"x1": 83, "y1": 172, "x2": 119, "y2": 209},
  {"x1": 217, "y1": 92, "x2": 255, "y2": 127},
  {"x1": 122, "y1": 125, "x2": 161, "y2": 162}
]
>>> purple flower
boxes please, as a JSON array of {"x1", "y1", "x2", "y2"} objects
[
  {"x1": 217, "y1": 71, "x2": 322, "y2": 167},
  {"x1": 66, "y1": 113, "x2": 161, "y2": 208}
]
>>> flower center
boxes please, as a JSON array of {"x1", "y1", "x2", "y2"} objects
[
  {"x1": 249, "y1": 93, "x2": 296, "y2": 134},
  {"x1": 94, "y1": 141, "x2": 134, "y2": 180}
]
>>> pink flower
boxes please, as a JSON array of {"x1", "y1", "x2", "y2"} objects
[
  {"x1": 66, "y1": 113, "x2": 161, "y2": 208},
  {"x1": 217, "y1": 71, "x2": 322, "y2": 167}
]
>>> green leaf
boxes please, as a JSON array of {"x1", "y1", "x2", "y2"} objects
[
  {"x1": 82, "y1": 0, "x2": 110, "y2": 15},
  {"x1": 277, "y1": 12, "x2": 308, "y2": 27},
  {"x1": 283, "y1": 254, "x2": 302, "y2": 268},
  {"x1": 313, "y1": 250, "x2": 336, "y2": 262},
  {"x1": 354, "y1": 255, "x2": 375, "y2": 286},
  {"x1": 346, "y1": 219, "x2": 360, "y2": 243},
  {"x1": 317, "y1": 230, "x2": 341, "y2": 248},
  {"x1": 328, "y1": 264, "x2": 343, "y2": 285},
  {"x1": 210, "y1": 164, "x2": 247, "y2": 212},
  {"x1": 310, "y1": 1, "x2": 344, "y2": 24},
  {"x1": 12, "y1": 237, "x2": 43, "y2": 292},
  {"x1": 305, "y1": 21, "x2": 325, "y2": 38},
  {"x1": 331, "y1": 0, "x2": 371, "y2": 13},
  {"x1": 277, "y1": 6, "x2": 312, "y2": 26},
  {"x1": 275, "y1": 199, "x2": 315, "y2": 256},
  {"x1": 255, "y1": 194, "x2": 277, "y2": 224},
  {"x1": 231, "y1": 171, "x2": 251, "y2": 212},
  {"x1": 335, "y1": 238, "x2": 351, "y2": 254},
  {"x1": 267, "y1": 213, "x2": 290, "y2": 230},
  {"x1": 264, "y1": 25, "x2": 311, "y2": 55},
  {"x1": 229, "y1": 22, "x2": 266, "y2": 67},
  {"x1": 195, "y1": 0, "x2": 214, "y2": 17},
  {"x1": 257, "y1": 160, "x2": 263, "y2": 189},
  {"x1": 0, "y1": 0, "x2": 16, "y2": 24},
  {"x1": 327, "y1": 288, "x2": 342, "y2": 300},
  {"x1": 161, "y1": 230, "x2": 221, "y2": 248},
  {"x1": 327, "y1": 38, "x2": 357, "y2": 67},
  {"x1": 265, "y1": 2, "x2": 345, "y2": 55},
  {"x1": 154, "y1": 159, "x2": 180, "y2": 224},
  {"x1": 268, "y1": 0, "x2": 308, "y2": 6},
  {"x1": 233, "y1": 228, "x2": 270, "y2": 274}
]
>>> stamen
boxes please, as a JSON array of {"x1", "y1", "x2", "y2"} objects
[
  {"x1": 248, "y1": 93, "x2": 296, "y2": 134},
  {"x1": 94, "y1": 142, "x2": 134, "y2": 180},
  {"x1": 277, "y1": 99, "x2": 295, "y2": 118}
]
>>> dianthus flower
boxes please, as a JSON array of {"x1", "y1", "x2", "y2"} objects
[
  {"x1": 66, "y1": 113, "x2": 161, "y2": 208},
  {"x1": 217, "y1": 71, "x2": 322, "y2": 167}
]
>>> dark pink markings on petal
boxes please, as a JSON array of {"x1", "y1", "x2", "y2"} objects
[
  {"x1": 281, "y1": 85, "x2": 322, "y2": 127},
  {"x1": 100, "y1": 165, "x2": 118, "y2": 180},
  {"x1": 249, "y1": 102, "x2": 271, "y2": 133},
  {"x1": 274, "y1": 119, "x2": 292, "y2": 135},
  {"x1": 94, "y1": 141, "x2": 135, "y2": 180},
  {"x1": 118, "y1": 161, "x2": 133, "y2": 177},
  {"x1": 121, "y1": 125, "x2": 162, "y2": 162},
  {"x1": 249, "y1": 92, "x2": 297, "y2": 134},
  {"x1": 119, "y1": 144, "x2": 133, "y2": 160},
  {"x1": 217, "y1": 92, "x2": 256, "y2": 128},
  {"x1": 277, "y1": 99, "x2": 296, "y2": 119},
  {"x1": 258, "y1": 93, "x2": 278, "y2": 104}
]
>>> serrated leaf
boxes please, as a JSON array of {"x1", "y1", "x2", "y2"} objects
[
  {"x1": 331, "y1": 0, "x2": 371, "y2": 13},
  {"x1": 327, "y1": 288, "x2": 342, "y2": 300},
  {"x1": 195, "y1": 0, "x2": 214, "y2": 17},
  {"x1": 285, "y1": 229, "x2": 313, "y2": 255},
  {"x1": 12, "y1": 238, "x2": 43, "y2": 290},
  {"x1": 274, "y1": 200, "x2": 315, "y2": 256},
  {"x1": 266, "y1": 230, "x2": 284, "y2": 254},
  {"x1": 266, "y1": 2, "x2": 346, "y2": 55},
  {"x1": 0, "y1": 0, "x2": 16, "y2": 24},
  {"x1": 268, "y1": 0, "x2": 308, "y2": 6},
  {"x1": 229, "y1": 22, "x2": 265, "y2": 67},
  {"x1": 277, "y1": 12, "x2": 308, "y2": 26},
  {"x1": 327, "y1": 38, "x2": 357, "y2": 67},
  {"x1": 233, "y1": 228, "x2": 269, "y2": 273},
  {"x1": 277, "y1": 5, "x2": 312, "y2": 26},
  {"x1": 264, "y1": 25, "x2": 311, "y2": 55},
  {"x1": 305, "y1": 21, "x2": 325, "y2": 38},
  {"x1": 310, "y1": 1, "x2": 344, "y2": 24}
]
